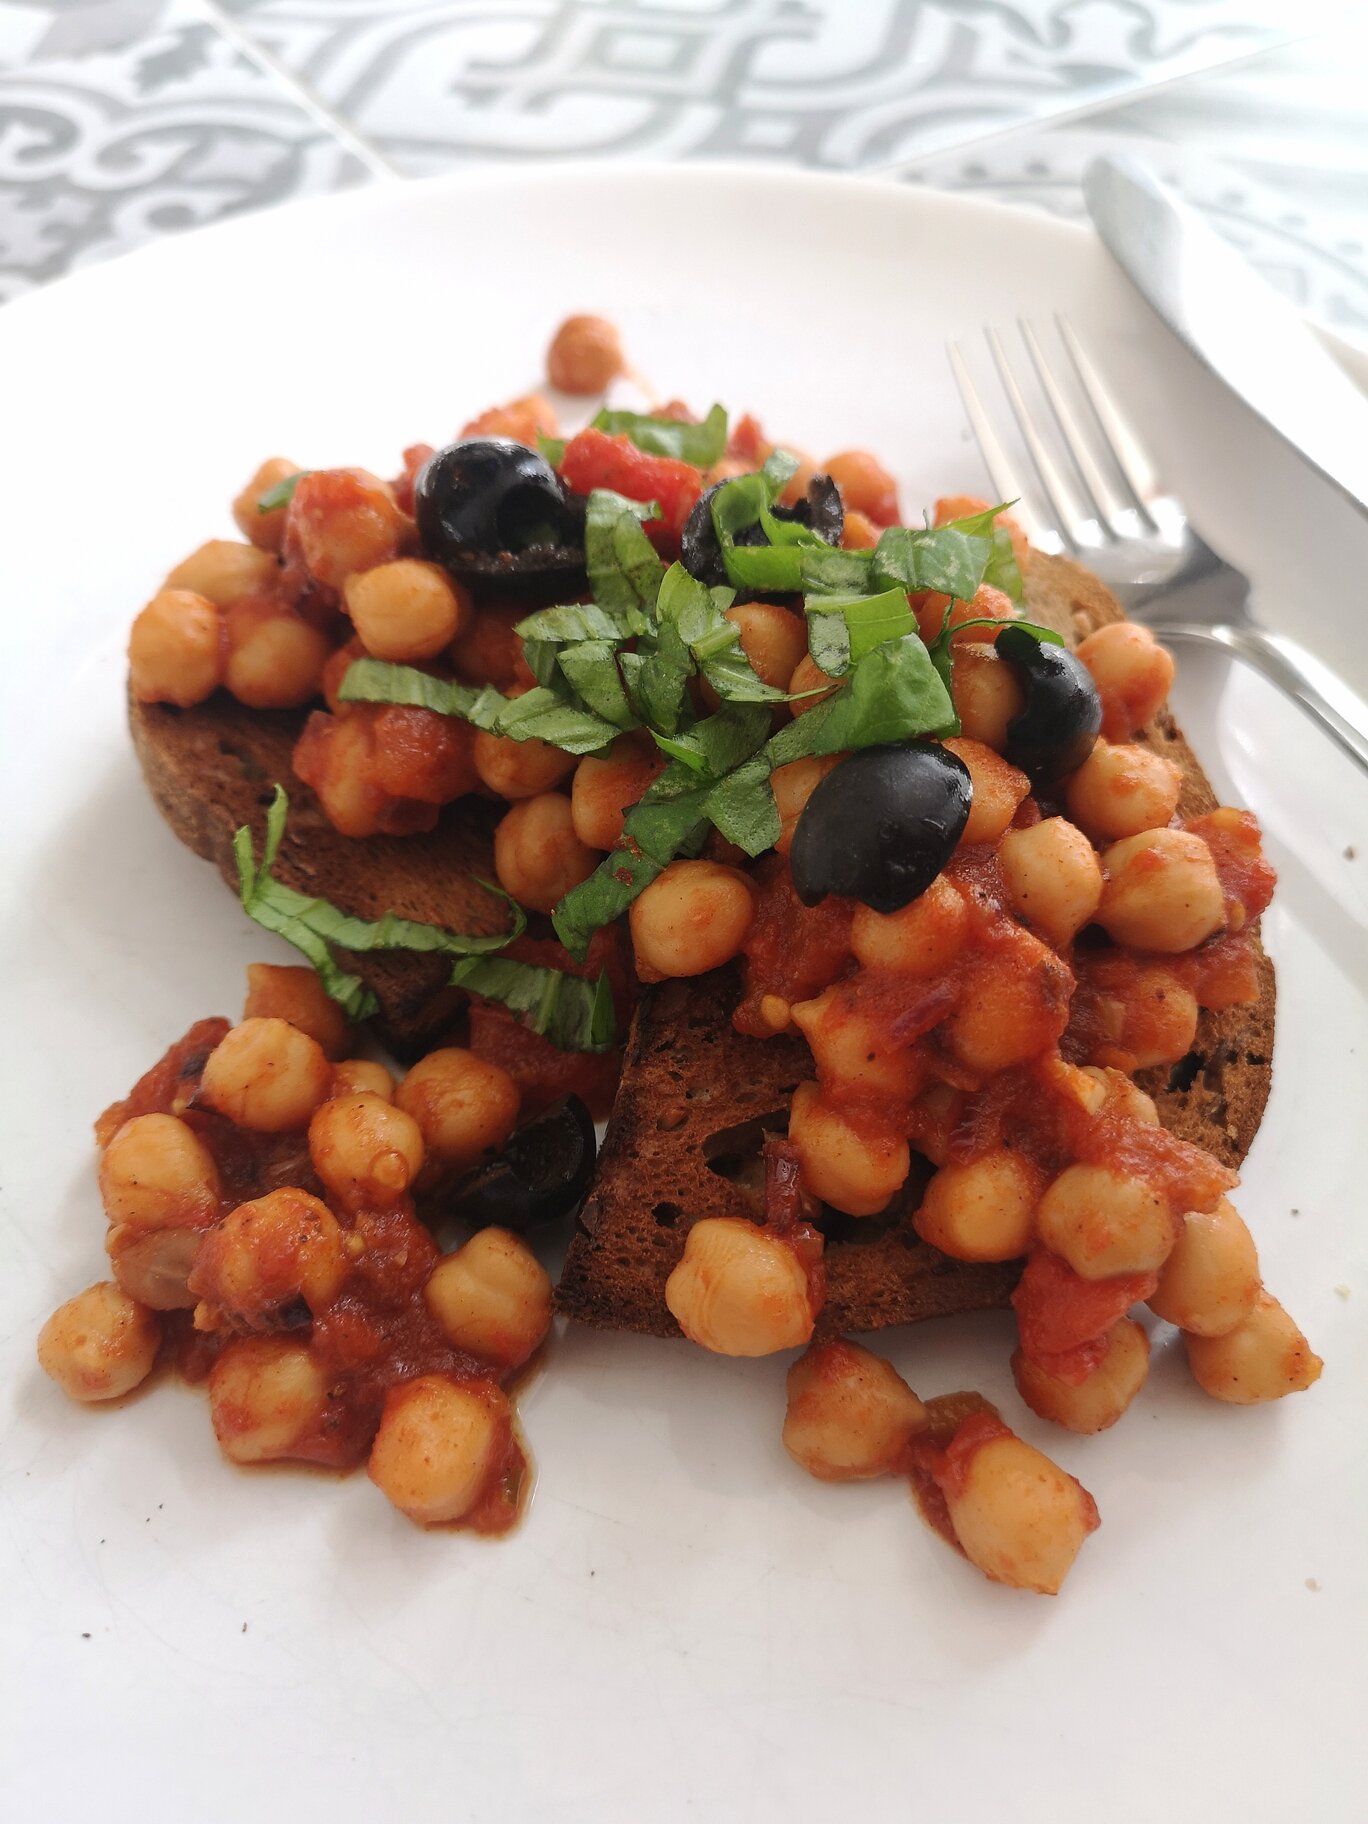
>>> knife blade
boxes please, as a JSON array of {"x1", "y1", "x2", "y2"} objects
[{"x1": 1084, "y1": 155, "x2": 1368, "y2": 520}]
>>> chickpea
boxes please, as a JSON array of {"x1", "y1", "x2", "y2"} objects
[
  {"x1": 1080, "y1": 1065, "x2": 1159, "y2": 1126},
  {"x1": 371, "y1": 704, "x2": 478, "y2": 806},
  {"x1": 493, "y1": 792, "x2": 598, "y2": 915},
  {"x1": 1065, "y1": 739, "x2": 1182, "y2": 842},
  {"x1": 840, "y1": 508, "x2": 879, "y2": 550},
  {"x1": 787, "y1": 653, "x2": 841, "y2": 715},
  {"x1": 451, "y1": 601, "x2": 530, "y2": 689},
  {"x1": 200, "y1": 1018, "x2": 333, "y2": 1132},
  {"x1": 850, "y1": 874, "x2": 967, "y2": 974},
  {"x1": 128, "y1": 589, "x2": 224, "y2": 706},
  {"x1": 460, "y1": 393, "x2": 556, "y2": 448},
  {"x1": 771, "y1": 754, "x2": 840, "y2": 858},
  {"x1": 165, "y1": 539, "x2": 278, "y2": 606},
  {"x1": 941, "y1": 737, "x2": 1030, "y2": 845},
  {"x1": 189, "y1": 1187, "x2": 346, "y2": 1324},
  {"x1": 914, "y1": 1151, "x2": 1040, "y2": 1262},
  {"x1": 243, "y1": 963, "x2": 350, "y2": 1060},
  {"x1": 950, "y1": 641, "x2": 1025, "y2": 749},
  {"x1": 474, "y1": 727, "x2": 576, "y2": 801},
  {"x1": 395, "y1": 1048, "x2": 519, "y2": 1171},
  {"x1": 286, "y1": 468, "x2": 405, "y2": 591},
  {"x1": 630, "y1": 859, "x2": 755, "y2": 981},
  {"x1": 1076, "y1": 622, "x2": 1175, "y2": 738},
  {"x1": 308, "y1": 1091, "x2": 424, "y2": 1208},
  {"x1": 322, "y1": 636, "x2": 365, "y2": 715},
  {"x1": 947, "y1": 930, "x2": 1071, "y2": 1074},
  {"x1": 944, "y1": 1433, "x2": 1097, "y2": 1595},
  {"x1": 344, "y1": 559, "x2": 469, "y2": 662},
  {"x1": 788, "y1": 1082, "x2": 909, "y2": 1218},
  {"x1": 998, "y1": 818, "x2": 1103, "y2": 949},
  {"x1": 664, "y1": 1217, "x2": 816, "y2": 1356},
  {"x1": 725, "y1": 603, "x2": 808, "y2": 692},
  {"x1": 222, "y1": 599, "x2": 331, "y2": 709},
  {"x1": 1035, "y1": 1163, "x2": 1177, "y2": 1280},
  {"x1": 1184, "y1": 1291, "x2": 1322, "y2": 1404},
  {"x1": 292, "y1": 709, "x2": 389, "y2": 839},
  {"x1": 783, "y1": 1339, "x2": 928, "y2": 1481},
  {"x1": 1013, "y1": 1318, "x2": 1150, "y2": 1433},
  {"x1": 107, "y1": 1225, "x2": 204, "y2": 1311},
  {"x1": 1097, "y1": 827, "x2": 1225, "y2": 954},
  {"x1": 425, "y1": 1228, "x2": 552, "y2": 1369},
  {"x1": 790, "y1": 983, "x2": 919, "y2": 1100},
  {"x1": 1150, "y1": 1197, "x2": 1261, "y2": 1336},
  {"x1": 922, "y1": 585, "x2": 1017, "y2": 652},
  {"x1": 231, "y1": 457, "x2": 300, "y2": 552},
  {"x1": 368, "y1": 1375, "x2": 510, "y2": 1526},
  {"x1": 906, "y1": 1080, "x2": 965, "y2": 1167},
  {"x1": 824, "y1": 450, "x2": 899, "y2": 527},
  {"x1": 545, "y1": 314, "x2": 624, "y2": 394},
  {"x1": 571, "y1": 733, "x2": 666, "y2": 850},
  {"x1": 37, "y1": 1282, "x2": 160, "y2": 1403},
  {"x1": 1119, "y1": 965, "x2": 1198, "y2": 1069},
  {"x1": 208, "y1": 1336, "x2": 327, "y2": 1464},
  {"x1": 329, "y1": 1058, "x2": 395, "y2": 1101},
  {"x1": 99, "y1": 1113, "x2": 221, "y2": 1232}
]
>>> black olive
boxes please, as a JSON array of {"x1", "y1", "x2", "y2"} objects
[
  {"x1": 680, "y1": 473, "x2": 844, "y2": 589},
  {"x1": 789, "y1": 742, "x2": 972, "y2": 914},
  {"x1": 454, "y1": 1095, "x2": 597, "y2": 1232},
  {"x1": 996, "y1": 625, "x2": 1102, "y2": 782},
  {"x1": 415, "y1": 439, "x2": 586, "y2": 591}
]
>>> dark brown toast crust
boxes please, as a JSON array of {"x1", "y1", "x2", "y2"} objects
[
  {"x1": 129, "y1": 692, "x2": 507, "y2": 1057},
  {"x1": 556, "y1": 551, "x2": 1276, "y2": 1337}
]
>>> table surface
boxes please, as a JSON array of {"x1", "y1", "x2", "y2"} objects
[{"x1": 1, "y1": 1, "x2": 1366, "y2": 333}]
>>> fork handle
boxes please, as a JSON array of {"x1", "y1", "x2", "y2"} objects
[{"x1": 1146, "y1": 620, "x2": 1368, "y2": 777}]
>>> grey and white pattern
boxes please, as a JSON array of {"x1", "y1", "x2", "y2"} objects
[
  {"x1": 0, "y1": 0, "x2": 1364, "y2": 335},
  {"x1": 0, "y1": 0, "x2": 366, "y2": 302}
]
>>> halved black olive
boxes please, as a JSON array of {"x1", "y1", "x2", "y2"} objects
[
  {"x1": 415, "y1": 438, "x2": 586, "y2": 591},
  {"x1": 680, "y1": 473, "x2": 844, "y2": 589},
  {"x1": 996, "y1": 625, "x2": 1102, "y2": 782},
  {"x1": 789, "y1": 741, "x2": 972, "y2": 914},
  {"x1": 454, "y1": 1095, "x2": 597, "y2": 1232}
]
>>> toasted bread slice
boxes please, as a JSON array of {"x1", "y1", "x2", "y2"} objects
[
  {"x1": 556, "y1": 551, "x2": 1275, "y2": 1336},
  {"x1": 129, "y1": 550, "x2": 1274, "y2": 1339}
]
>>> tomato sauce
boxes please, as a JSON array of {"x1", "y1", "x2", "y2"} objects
[
  {"x1": 904, "y1": 1393, "x2": 1003, "y2": 1549},
  {"x1": 109, "y1": 1023, "x2": 529, "y2": 1531}
]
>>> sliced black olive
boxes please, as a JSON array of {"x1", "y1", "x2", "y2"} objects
[
  {"x1": 415, "y1": 438, "x2": 586, "y2": 591},
  {"x1": 996, "y1": 625, "x2": 1102, "y2": 782},
  {"x1": 454, "y1": 1095, "x2": 597, "y2": 1232},
  {"x1": 789, "y1": 741, "x2": 972, "y2": 914},
  {"x1": 680, "y1": 473, "x2": 844, "y2": 589}
]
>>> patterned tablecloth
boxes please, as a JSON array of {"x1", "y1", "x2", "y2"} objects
[{"x1": 1, "y1": 1, "x2": 1365, "y2": 334}]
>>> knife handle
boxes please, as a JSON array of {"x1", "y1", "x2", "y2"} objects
[{"x1": 1148, "y1": 621, "x2": 1368, "y2": 777}]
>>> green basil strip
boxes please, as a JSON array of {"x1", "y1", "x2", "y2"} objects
[
  {"x1": 804, "y1": 585, "x2": 914, "y2": 672},
  {"x1": 556, "y1": 641, "x2": 637, "y2": 730},
  {"x1": 871, "y1": 502, "x2": 1023, "y2": 604},
  {"x1": 807, "y1": 610, "x2": 850, "y2": 678},
  {"x1": 449, "y1": 957, "x2": 616, "y2": 1054},
  {"x1": 702, "y1": 752, "x2": 780, "y2": 856},
  {"x1": 590, "y1": 402, "x2": 728, "y2": 468},
  {"x1": 767, "y1": 633, "x2": 957, "y2": 767},
  {"x1": 535, "y1": 432, "x2": 567, "y2": 468},
  {"x1": 585, "y1": 489, "x2": 665, "y2": 631},
  {"x1": 650, "y1": 702, "x2": 771, "y2": 776},
  {"x1": 552, "y1": 762, "x2": 712, "y2": 958},
  {"x1": 338, "y1": 660, "x2": 619, "y2": 755},
  {"x1": 800, "y1": 546, "x2": 876, "y2": 595},
  {"x1": 257, "y1": 471, "x2": 307, "y2": 514},
  {"x1": 233, "y1": 786, "x2": 524, "y2": 1020},
  {"x1": 513, "y1": 601, "x2": 628, "y2": 645}
]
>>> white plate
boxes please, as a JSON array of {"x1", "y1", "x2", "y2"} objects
[{"x1": 2, "y1": 166, "x2": 1366, "y2": 1824}]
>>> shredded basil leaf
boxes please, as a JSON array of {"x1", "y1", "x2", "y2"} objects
[
  {"x1": 233, "y1": 787, "x2": 524, "y2": 1021},
  {"x1": 804, "y1": 586, "x2": 914, "y2": 675},
  {"x1": 535, "y1": 432, "x2": 567, "y2": 468},
  {"x1": 702, "y1": 752, "x2": 780, "y2": 856},
  {"x1": 709, "y1": 467, "x2": 825, "y2": 592},
  {"x1": 257, "y1": 471, "x2": 306, "y2": 514},
  {"x1": 585, "y1": 489, "x2": 665, "y2": 631},
  {"x1": 556, "y1": 641, "x2": 636, "y2": 729},
  {"x1": 590, "y1": 403, "x2": 727, "y2": 468},
  {"x1": 450, "y1": 956, "x2": 616, "y2": 1054},
  {"x1": 807, "y1": 611, "x2": 850, "y2": 678},
  {"x1": 767, "y1": 634, "x2": 957, "y2": 767},
  {"x1": 513, "y1": 602, "x2": 627, "y2": 645},
  {"x1": 650, "y1": 702, "x2": 771, "y2": 777},
  {"x1": 338, "y1": 660, "x2": 619, "y2": 755}
]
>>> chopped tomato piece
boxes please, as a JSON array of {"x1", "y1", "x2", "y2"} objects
[
  {"x1": 558, "y1": 428, "x2": 702, "y2": 542},
  {"x1": 1012, "y1": 1247, "x2": 1157, "y2": 1362}
]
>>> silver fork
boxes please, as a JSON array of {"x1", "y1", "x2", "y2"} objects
[{"x1": 947, "y1": 318, "x2": 1368, "y2": 775}]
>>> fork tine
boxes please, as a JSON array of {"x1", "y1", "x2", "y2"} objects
[
  {"x1": 985, "y1": 326, "x2": 1101, "y2": 552},
  {"x1": 945, "y1": 341, "x2": 1060, "y2": 553},
  {"x1": 1018, "y1": 318, "x2": 1131, "y2": 529},
  {"x1": 1055, "y1": 316, "x2": 1162, "y2": 516}
]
